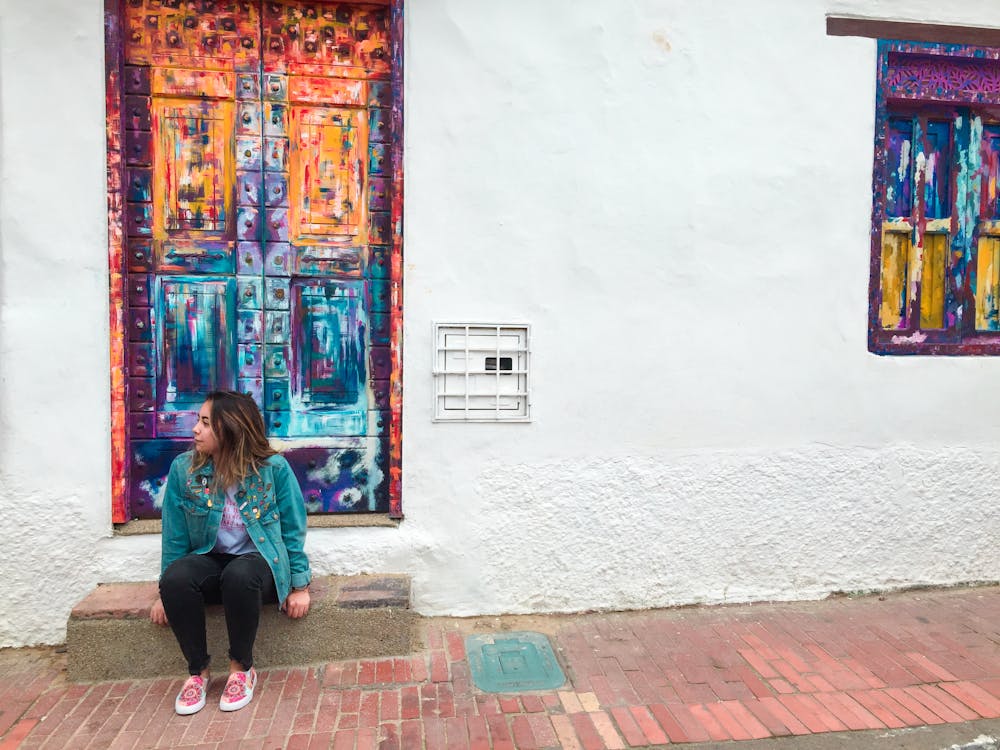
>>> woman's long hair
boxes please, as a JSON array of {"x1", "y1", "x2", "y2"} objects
[{"x1": 190, "y1": 390, "x2": 277, "y2": 489}]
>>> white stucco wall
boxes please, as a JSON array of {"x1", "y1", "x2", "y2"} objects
[{"x1": 3, "y1": 0, "x2": 1000, "y2": 647}]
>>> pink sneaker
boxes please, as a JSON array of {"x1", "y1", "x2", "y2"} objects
[
  {"x1": 174, "y1": 675, "x2": 208, "y2": 715},
  {"x1": 219, "y1": 667, "x2": 257, "y2": 712}
]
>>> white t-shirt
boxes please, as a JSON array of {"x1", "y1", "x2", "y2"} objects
[{"x1": 212, "y1": 485, "x2": 257, "y2": 556}]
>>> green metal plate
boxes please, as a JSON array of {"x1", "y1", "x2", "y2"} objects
[{"x1": 465, "y1": 631, "x2": 566, "y2": 692}]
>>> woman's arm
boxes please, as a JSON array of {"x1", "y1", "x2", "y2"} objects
[
  {"x1": 273, "y1": 456, "x2": 311, "y2": 591},
  {"x1": 152, "y1": 456, "x2": 192, "y2": 625},
  {"x1": 160, "y1": 457, "x2": 192, "y2": 576}
]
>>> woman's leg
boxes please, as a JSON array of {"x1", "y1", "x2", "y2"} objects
[
  {"x1": 218, "y1": 553, "x2": 277, "y2": 671},
  {"x1": 159, "y1": 553, "x2": 226, "y2": 675}
]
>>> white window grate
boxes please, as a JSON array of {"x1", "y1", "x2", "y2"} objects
[{"x1": 433, "y1": 323, "x2": 530, "y2": 422}]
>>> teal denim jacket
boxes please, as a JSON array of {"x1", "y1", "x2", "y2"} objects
[{"x1": 160, "y1": 451, "x2": 311, "y2": 606}]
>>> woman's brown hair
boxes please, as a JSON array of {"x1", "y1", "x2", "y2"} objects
[{"x1": 190, "y1": 390, "x2": 277, "y2": 489}]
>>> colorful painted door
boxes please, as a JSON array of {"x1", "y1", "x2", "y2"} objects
[{"x1": 110, "y1": 0, "x2": 400, "y2": 520}]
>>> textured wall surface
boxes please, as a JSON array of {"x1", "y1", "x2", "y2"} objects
[
  {"x1": 4, "y1": 0, "x2": 1000, "y2": 647},
  {"x1": 0, "y1": 0, "x2": 114, "y2": 647}
]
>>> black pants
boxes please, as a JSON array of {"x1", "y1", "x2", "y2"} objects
[{"x1": 159, "y1": 552, "x2": 277, "y2": 675}]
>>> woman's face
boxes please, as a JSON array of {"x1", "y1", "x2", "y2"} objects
[{"x1": 192, "y1": 400, "x2": 220, "y2": 457}]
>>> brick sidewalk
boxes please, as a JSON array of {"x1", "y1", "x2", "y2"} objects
[{"x1": 5, "y1": 586, "x2": 1000, "y2": 749}]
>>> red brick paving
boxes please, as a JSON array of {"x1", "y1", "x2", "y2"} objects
[{"x1": 10, "y1": 587, "x2": 1000, "y2": 747}]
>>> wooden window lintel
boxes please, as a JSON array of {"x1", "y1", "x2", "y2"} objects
[{"x1": 827, "y1": 16, "x2": 1000, "y2": 48}]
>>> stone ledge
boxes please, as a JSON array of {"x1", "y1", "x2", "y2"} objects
[
  {"x1": 339, "y1": 576, "x2": 410, "y2": 609},
  {"x1": 71, "y1": 581, "x2": 160, "y2": 620},
  {"x1": 67, "y1": 574, "x2": 415, "y2": 682},
  {"x1": 114, "y1": 514, "x2": 401, "y2": 536}
]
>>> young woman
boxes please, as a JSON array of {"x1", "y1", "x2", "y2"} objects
[{"x1": 149, "y1": 390, "x2": 311, "y2": 715}]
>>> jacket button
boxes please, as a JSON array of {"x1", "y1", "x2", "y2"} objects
[
  {"x1": 259, "y1": 536, "x2": 265, "y2": 542},
  {"x1": 273, "y1": 557, "x2": 279, "y2": 563}
]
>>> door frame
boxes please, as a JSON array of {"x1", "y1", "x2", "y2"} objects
[{"x1": 103, "y1": 0, "x2": 404, "y2": 522}]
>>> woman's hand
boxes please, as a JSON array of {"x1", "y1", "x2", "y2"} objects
[
  {"x1": 284, "y1": 589, "x2": 311, "y2": 619},
  {"x1": 150, "y1": 597, "x2": 169, "y2": 626}
]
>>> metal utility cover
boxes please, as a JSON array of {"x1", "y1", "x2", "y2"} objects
[{"x1": 465, "y1": 632, "x2": 566, "y2": 692}]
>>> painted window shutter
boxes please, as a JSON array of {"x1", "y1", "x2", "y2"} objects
[{"x1": 870, "y1": 41, "x2": 1000, "y2": 354}]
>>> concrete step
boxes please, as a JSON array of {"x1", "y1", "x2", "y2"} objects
[{"x1": 67, "y1": 574, "x2": 416, "y2": 682}]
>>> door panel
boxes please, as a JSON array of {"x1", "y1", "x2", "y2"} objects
[
  {"x1": 129, "y1": 307, "x2": 154, "y2": 341},
  {"x1": 157, "y1": 242, "x2": 235, "y2": 274},
  {"x1": 264, "y1": 310, "x2": 291, "y2": 343},
  {"x1": 921, "y1": 120, "x2": 951, "y2": 221},
  {"x1": 260, "y1": 3, "x2": 390, "y2": 77},
  {"x1": 130, "y1": 413, "x2": 155, "y2": 439},
  {"x1": 153, "y1": 100, "x2": 235, "y2": 236},
  {"x1": 265, "y1": 172, "x2": 289, "y2": 206},
  {"x1": 238, "y1": 276, "x2": 264, "y2": 310},
  {"x1": 919, "y1": 234, "x2": 947, "y2": 329},
  {"x1": 152, "y1": 69, "x2": 236, "y2": 99},
  {"x1": 294, "y1": 245, "x2": 362, "y2": 276},
  {"x1": 288, "y1": 77, "x2": 366, "y2": 106},
  {"x1": 292, "y1": 279, "x2": 365, "y2": 410},
  {"x1": 157, "y1": 277, "x2": 237, "y2": 412},
  {"x1": 266, "y1": 409, "x2": 366, "y2": 437},
  {"x1": 129, "y1": 343, "x2": 155, "y2": 377},
  {"x1": 976, "y1": 125, "x2": 1000, "y2": 331},
  {"x1": 878, "y1": 113, "x2": 960, "y2": 335},
  {"x1": 879, "y1": 231, "x2": 911, "y2": 330},
  {"x1": 128, "y1": 378, "x2": 156, "y2": 412},
  {"x1": 129, "y1": 440, "x2": 185, "y2": 519},
  {"x1": 236, "y1": 206, "x2": 262, "y2": 241},
  {"x1": 265, "y1": 243, "x2": 292, "y2": 275},
  {"x1": 157, "y1": 411, "x2": 199, "y2": 438},
  {"x1": 125, "y1": 4, "x2": 261, "y2": 72},
  {"x1": 281, "y1": 440, "x2": 388, "y2": 513},
  {"x1": 976, "y1": 236, "x2": 1000, "y2": 330},
  {"x1": 288, "y1": 106, "x2": 365, "y2": 241}
]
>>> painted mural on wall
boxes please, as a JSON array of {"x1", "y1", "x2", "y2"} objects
[
  {"x1": 105, "y1": 0, "x2": 403, "y2": 521},
  {"x1": 870, "y1": 41, "x2": 1000, "y2": 354}
]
